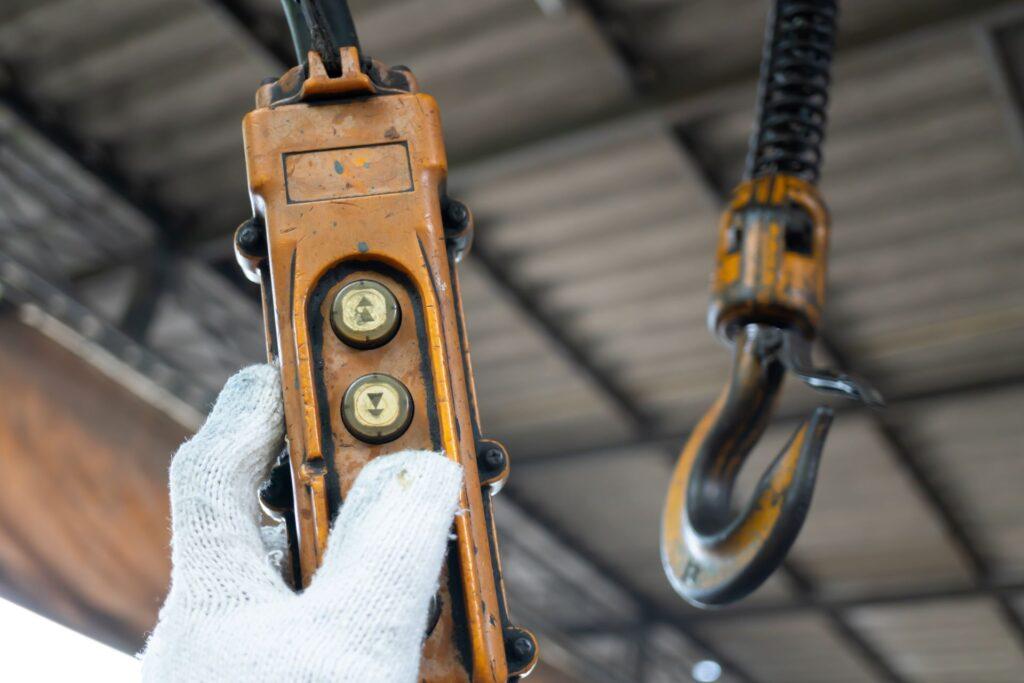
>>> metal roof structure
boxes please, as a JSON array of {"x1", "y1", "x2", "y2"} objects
[{"x1": 2, "y1": 0, "x2": 1024, "y2": 681}]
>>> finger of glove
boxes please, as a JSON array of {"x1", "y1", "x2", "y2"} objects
[
  {"x1": 308, "y1": 451, "x2": 463, "y2": 634},
  {"x1": 167, "y1": 364, "x2": 288, "y2": 604}
]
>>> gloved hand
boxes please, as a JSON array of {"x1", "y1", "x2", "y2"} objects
[{"x1": 141, "y1": 364, "x2": 463, "y2": 682}]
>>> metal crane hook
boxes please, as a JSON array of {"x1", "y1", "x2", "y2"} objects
[
  {"x1": 661, "y1": 323, "x2": 882, "y2": 607},
  {"x1": 659, "y1": 0, "x2": 886, "y2": 609}
]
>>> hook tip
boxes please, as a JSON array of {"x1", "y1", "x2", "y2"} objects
[{"x1": 807, "y1": 404, "x2": 834, "y2": 443}]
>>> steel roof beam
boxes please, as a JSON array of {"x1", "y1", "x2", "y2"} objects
[
  {"x1": 517, "y1": 359, "x2": 1024, "y2": 467},
  {"x1": 973, "y1": 9, "x2": 1024, "y2": 655},
  {"x1": 501, "y1": 487, "x2": 761, "y2": 683},
  {"x1": 470, "y1": 238, "x2": 654, "y2": 430},
  {"x1": 822, "y1": 335, "x2": 1024, "y2": 657},
  {"x1": 567, "y1": 579, "x2": 1024, "y2": 632},
  {"x1": 0, "y1": 62, "x2": 186, "y2": 339},
  {"x1": 0, "y1": 64, "x2": 187, "y2": 239}
]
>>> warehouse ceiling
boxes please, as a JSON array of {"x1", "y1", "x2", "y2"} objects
[{"x1": 2, "y1": 0, "x2": 1024, "y2": 681}]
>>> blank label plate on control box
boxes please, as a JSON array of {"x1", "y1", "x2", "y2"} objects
[{"x1": 284, "y1": 142, "x2": 413, "y2": 204}]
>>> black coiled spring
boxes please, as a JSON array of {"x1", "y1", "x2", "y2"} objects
[{"x1": 745, "y1": 0, "x2": 838, "y2": 183}]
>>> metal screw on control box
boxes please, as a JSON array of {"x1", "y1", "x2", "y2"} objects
[
  {"x1": 504, "y1": 627, "x2": 539, "y2": 676},
  {"x1": 341, "y1": 373, "x2": 414, "y2": 443},
  {"x1": 331, "y1": 279, "x2": 401, "y2": 349},
  {"x1": 235, "y1": 216, "x2": 266, "y2": 257},
  {"x1": 476, "y1": 439, "x2": 510, "y2": 493}
]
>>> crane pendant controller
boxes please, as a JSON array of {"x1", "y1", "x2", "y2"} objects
[{"x1": 235, "y1": 42, "x2": 537, "y2": 681}]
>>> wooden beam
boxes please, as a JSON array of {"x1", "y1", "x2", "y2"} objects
[{"x1": 0, "y1": 317, "x2": 185, "y2": 652}]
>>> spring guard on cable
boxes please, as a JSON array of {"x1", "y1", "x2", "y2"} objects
[{"x1": 661, "y1": 0, "x2": 883, "y2": 607}]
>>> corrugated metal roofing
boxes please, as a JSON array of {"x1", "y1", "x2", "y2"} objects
[{"x1": 2, "y1": 0, "x2": 1024, "y2": 681}]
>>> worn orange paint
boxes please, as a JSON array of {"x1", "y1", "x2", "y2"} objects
[
  {"x1": 709, "y1": 174, "x2": 829, "y2": 341},
  {"x1": 662, "y1": 173, "x2": 832, "y2": 602},
  {"x1": 240, "y1": 49, "x2": 533, "y2": 681},
  {"x1": 661, "y1": 355, "x2": 810, "y2": 595}
]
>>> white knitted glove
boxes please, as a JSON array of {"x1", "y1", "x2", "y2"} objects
[{"x1": 141, "y1": 365, "x2": 463, "y2": 682}]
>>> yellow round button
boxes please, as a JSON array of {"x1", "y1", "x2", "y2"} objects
[
  {"x1": 331, "y1": 279, "x2": 401, "y2": 348},
  {"x1": 342, "y1": 373, "x2": 414, "y2": 443}
]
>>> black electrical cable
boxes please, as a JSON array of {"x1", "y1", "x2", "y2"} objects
[
  {"x1": 280, "y1": 0, "x2": 361, "y2": 73},
  {"x1": 745, "y1": 0, "x2": 839, "y2": 183}
]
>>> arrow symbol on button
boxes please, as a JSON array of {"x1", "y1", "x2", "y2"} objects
[
  {"x1": 356, "y1": 296, "x2": 376, "y2": 323},
  {"x1": 367, "y1": 391, "x2": 384, "y2": 417}
]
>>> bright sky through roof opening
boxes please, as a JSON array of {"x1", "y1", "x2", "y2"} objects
[{"x1": 0, "y1": 598, "x2": 141, "y2": 681}]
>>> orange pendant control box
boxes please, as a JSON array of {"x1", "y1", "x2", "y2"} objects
[{"x1": 236, "y1": 48, "x2": 537, "y2": 682}]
